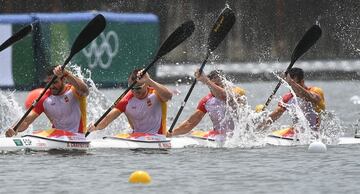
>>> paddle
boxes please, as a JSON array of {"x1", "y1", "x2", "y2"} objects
[
  {"x1": 84, "y1": 20, "x2": 195, "y2": 137},
  {"x1": 13, "y1": 14, "x2": 106, "y2": 133},
  {"x1": 168, "y1": 7, "x2": 236, "y2": 133},
  {"x1": 261, "y1": 25, "x2": 322, "y2": 111},
  {"x1": 0, "y1": 24, "x2": 33, "y2": 52}
]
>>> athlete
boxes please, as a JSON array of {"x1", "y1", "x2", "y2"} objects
[
  {"x1": 168, "y1": 69, "x2": 245, "y2": 138},
  {"x1": 262, "y1": 67, "x2": 325, "y2": 132},
  {"x1": 5, "y1": 65, "x2": 89, "y2": 137},
  {"x1": 87, "y1": 68, "x2": 172, "y2": 135}
]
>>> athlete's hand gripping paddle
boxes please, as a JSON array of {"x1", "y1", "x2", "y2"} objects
[
  {"x1": 12, "y1": 14, "x2": 106, "y2": 133},
  {"x1": 260, "y1": 25, "x2": 322, "y2": 111},
  {"x1": 168, "y1": 7, "x2": 236, "y2": 133},
  {"x1": 85, "y1": 20, "x2": 195, "y2": 137}
]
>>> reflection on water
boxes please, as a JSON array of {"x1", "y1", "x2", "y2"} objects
[
  {"x1": 0, "y1": 148, "x2": 90, "y2": 156},
  {"x1": 130, "y1": 148, "x2": 170, "y2": 155}
]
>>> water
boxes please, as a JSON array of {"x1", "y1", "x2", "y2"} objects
[{"x1": 1, "y1": 80, "x2": 360, "y2": 193}]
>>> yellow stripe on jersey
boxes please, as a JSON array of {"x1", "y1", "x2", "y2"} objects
[
  {"x1": 70, "y1": 85, "x2": 87, "y2": 133},
  {"x1": 79, "y1": 96, "x2": 87, "y2": 133},
  {"x1": 151, "y1": 88, "x2": 168, "y2": 135},
  {"x1": 160, "y1": 101, "x2": 167, "y2": 135},
  {"x1": 232, "y1": 87, "x2": 246, "y2": 96},
  {"x1": 309, "y1": 87, "x2": 325, "y2": 113}
]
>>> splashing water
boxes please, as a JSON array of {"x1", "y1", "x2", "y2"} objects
[
  {"x1": 0, "y1": 64, "x2": 134, "y2": 138},
  {"x1": 68, "y1": 64, "x2": 129, "y2": 138},
  {"x1": 318, "y1": 110, "x2": 344, "y2": 144},
  {"x1": 270, "y1": 74, "x2": 343, "y2": 145},
  {"x1": 0, "y1": 91, "x2": 25, "y2": 136},
  {"x1": 277, "y1": 78, "x2": 317, "y2": 144},
  {"x1": 328, "y1": 2, "x2": 360, "y2": 56},
  {"x1": 217, "y1": 70, "x2": 344, "y2": 147},
  {"x1": 214, "y1": 73, "x2": 267, "y2": 148}
]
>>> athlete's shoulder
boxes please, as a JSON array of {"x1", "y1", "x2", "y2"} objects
[
  {"x1": 309, "y1": 86, "x2": 324, "y2": 95},
  {"x1": 115, "y1": 91, "x2": 134, "y2": 112},
  {"x1": 196, "y1": 93, "x2": 213, "y2": 113},
  {"x1": 200, "y1": 93, "x2": 213, "y2": 102},
  {"x1": 232, "y1": 87, "x2": 246, "y2": 96},
  {"x1": 122, "y1": 90, "x2": 135, "y2": 102},
  {"x1": 33, "y1": 89, "x2": 51, "y2": 114}
]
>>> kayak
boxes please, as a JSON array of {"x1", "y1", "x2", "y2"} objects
[
  {"x1": 0, "y1": 130, "x2": 218, "y2": 151},
  {"x1": 2, "y1": 128, "x2": 360, "y2": 152},
  {"x1": 0, "y1": 129, "x2": 89, "y2": 152},
  {"x1": 187, "y1": 129, "x2": 360, "y2": 146},
  {"x1": 90, "y1": 132, "x2": 218, "y2": 149},
  {"x1": 265, "y1": 128, "x2": 360, "y2": 146},
  {"x1": 91, "y1": 132, "x2": 172, "y2": 149}
]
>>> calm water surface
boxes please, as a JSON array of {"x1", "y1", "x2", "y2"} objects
[{"x1": 1, "y1": 81, "x2": 360, "y2": 193}]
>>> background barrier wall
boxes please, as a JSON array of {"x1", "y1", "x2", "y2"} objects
[
  {"x1": 0, "y1": 15, "x2": 35, "y2": 89},
  {"x1": 0, "y1": 12, "x2": 159, "y2": 89}
]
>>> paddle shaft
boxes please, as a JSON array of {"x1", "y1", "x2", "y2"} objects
[
  {"x1": 85, "y1": 56, "x2": 160, "y2": 137},
  {"x1": 93, "y1": 80, "x2": 135, "y2": 127},
  {"x1": 168, "y1": 8, "x2": 235, "y2": 133},
  {"x1": 168, "y1": 51, "x2": 210, "y2": 133},
  {"x1": 261, "y1": 25, "x2": 321, "y2": 111},
  {"x1": 262, "y1": 60, "x2": 295, "y2": 110},
  {"x1": 0, "y1": 24, "x2": 32, "y2": 52},
  {"x1": 13, "y1": 57, "x2": 71, "y2": 132},
  {"x1": 85, "y1": 21, "x2": 195, "y2": 137},
  {"x1": 12, "y1": 14, "x2": 106, "y2": 133}
]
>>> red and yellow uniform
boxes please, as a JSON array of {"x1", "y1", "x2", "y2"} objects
[
  {"x1": 279, "y1": 86, "x2": 325, "y2": 130},
  {"x1": 33, "y1": 84, "x2": 87, "y2": 133},
  {"x1": 197, "y1": 87, "x2": 245, "y2": 133},
  {"x1": 115, "y1": 87, "x2": 167, "y2": 135}
]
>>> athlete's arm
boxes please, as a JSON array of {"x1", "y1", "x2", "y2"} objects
[
  {"x1": 195, "y1": 69, "x2": 226, "y2": 101},
  {"x1": 257, "y1": 106, "x2": 285, "y2": 131},
  {"x1": 286, "y1": 75, "x2": 321, "y2": 105},
  {"x1": 268, "y1": 106, "x2": 285, "y2": 123},
  {"x1": 54, "y1": 65, "x2": 89, "y2": 97},
  {"x1": 88, "y1": 108, "x2": 122, "y2": 132},
  {"x1": 5, "y1": 110, "x2": 39, "y2": 137},
  {"x1": 170, "y1": 110, "x2": 205, "y2": 136},
  {"x1": 137, "y1": 70, "x2": 172, "y2": 102}
]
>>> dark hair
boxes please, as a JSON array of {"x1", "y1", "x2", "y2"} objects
[
  {"x1": 288, "y1": 67, "x2": 304, "y2": 81},
  {"x1": 207, "y1": 70, "x2": 224, "y2": 80},
  {"x1": 128, "y1": 68, "x2": 143, "y2": 82}
]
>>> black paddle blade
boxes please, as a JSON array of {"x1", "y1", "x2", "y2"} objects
[
  {"x1": 156, "y1": 20, "x2": 195, "y2": 58},
  {"x1": 0, "y1": 24, "x2": 33, "y2": 52},
  {"x1": 290, "y1": 25, "x2": 322, "y2": 64},
  {"x1": 208, "y1": 7, "x2": 236, "y2": 52},
  {"x1": 69, "y1": 14, "x2": 106, "y2": 58}
]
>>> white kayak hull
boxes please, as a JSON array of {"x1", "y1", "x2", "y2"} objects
[
  {"x1": 0, "y1": 136, "x2": 90, "y2": 152},
  {"x1": 265, "y1": 135, "x2": 360, "y2": 146},
  {"x1": 90, "y1": 136, "x2": 219, "y2": 149},
  {"x1": 1, "y1": 135, "x2": 360, "y2": 151},
  {"x1": 0, "y1": 136, "x2": 217, "y2": 151}
]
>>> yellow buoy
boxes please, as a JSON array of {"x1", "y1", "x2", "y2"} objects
[
  {"x1": 128, "y1": 170, "x2": 152, "y2": 184},
  {"x1": 255, "y1": 104, "x2": 265, "y2": 113}
]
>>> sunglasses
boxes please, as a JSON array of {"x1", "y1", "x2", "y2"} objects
[{"x1": 130, "y1": 83, "x2": 145, "y2": 91}]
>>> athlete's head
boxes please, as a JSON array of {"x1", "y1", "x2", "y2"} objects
[
  {"x1": 288, "y1": 67, "x2": 304, "y2": 84},
  {"x1": 208, "y1": 70, "x2": 225, "y2": 88},
  {"x1": 44, "y1": 66, "x2": 65, "y2": 95},
  {"x1": 128, "y1": 68, "x2": 148, "y2": 99}
]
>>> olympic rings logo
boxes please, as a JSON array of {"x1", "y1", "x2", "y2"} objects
[{"x1": 82, "y1": 31, "x2": 119, "y2": 69}]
